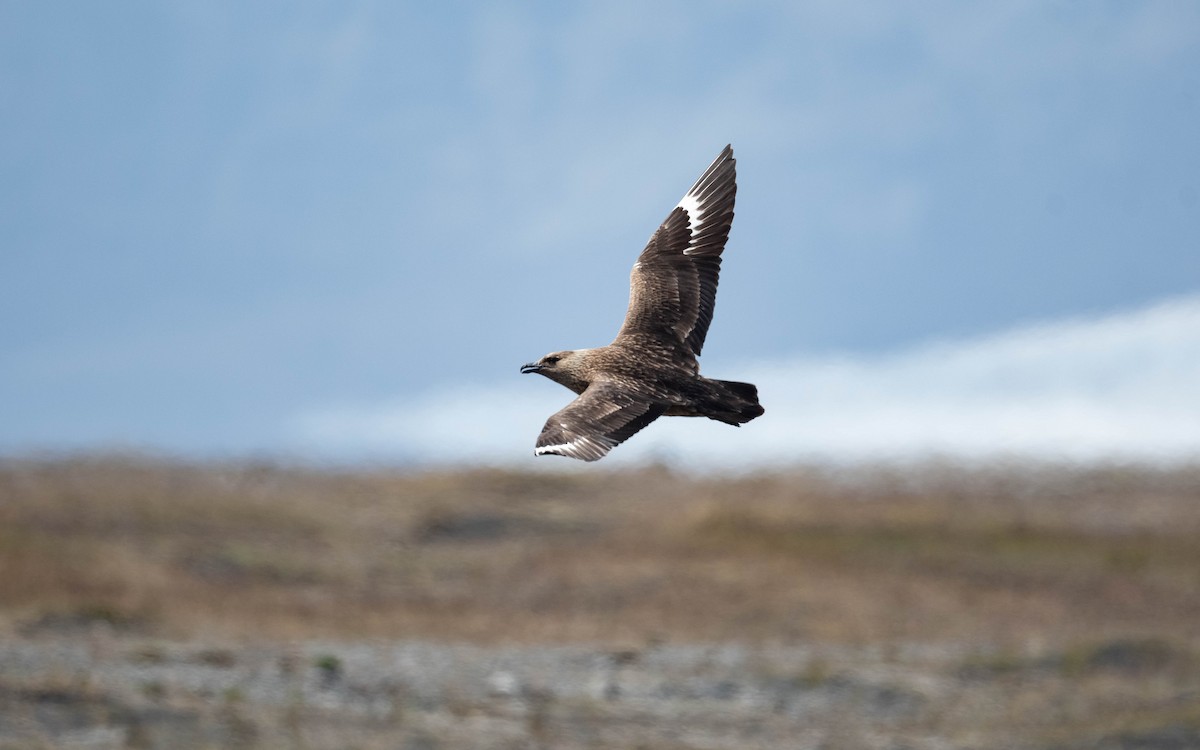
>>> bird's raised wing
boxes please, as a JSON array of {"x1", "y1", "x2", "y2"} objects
[
  {"x1": 534, "y1": 380, "x2": 666, "y2": 462},
  {"x1": 615, "y1": 145, "x2": 736, "y2": 359}
]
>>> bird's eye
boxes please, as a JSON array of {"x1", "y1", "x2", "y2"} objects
[{"x1": 545, "y1": 356, "x2": 560, "y2": 364}]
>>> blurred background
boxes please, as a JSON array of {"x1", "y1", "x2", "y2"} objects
[{"x1": 4, "y1": 2, "x2": 1198, "y2": 467}]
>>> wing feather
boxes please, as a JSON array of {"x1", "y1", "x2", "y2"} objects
[
  {"x1": 534, "y1": 381, "x2": 666, "y2": 462},
  {"x1": 615, "y1": 145, "x2": 736, "y2": 358}
]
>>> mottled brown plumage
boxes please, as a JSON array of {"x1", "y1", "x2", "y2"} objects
[{"x1": 520, "y1": 145, "x2": 763, "y2": 461}]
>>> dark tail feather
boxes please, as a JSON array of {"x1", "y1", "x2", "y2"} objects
[
  {"x1": 719, "y1": 379, "x2": 759, "y2": 403},
  {"x1": 713, "y1": 379, "x2": 765, "y2": 425}
]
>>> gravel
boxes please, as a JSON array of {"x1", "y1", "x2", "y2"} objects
[{"x1": 0, "y1": 632, "x2": 1194, "y2": 750}]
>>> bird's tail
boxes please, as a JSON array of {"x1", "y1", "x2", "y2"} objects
[{"x1": 710, "y1": 379, "x2": 765, "y2": 425}]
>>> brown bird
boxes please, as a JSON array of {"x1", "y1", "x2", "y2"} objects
[{"x1": 520, "y1": 145, "x2": 764, "y2": 461}]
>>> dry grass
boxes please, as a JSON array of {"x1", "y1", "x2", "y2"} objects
[{"x1": 1, "y1": 454, "x2": 1198, "y2": 650}]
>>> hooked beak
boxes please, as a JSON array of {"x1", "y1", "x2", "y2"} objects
[{"x1": 520, "y1": 362, "x2": 542, "y2": 374}]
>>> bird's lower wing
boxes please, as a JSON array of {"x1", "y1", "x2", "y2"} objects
[{"x1": 535, "y1": 381, "x2": 666, "y2": 461}]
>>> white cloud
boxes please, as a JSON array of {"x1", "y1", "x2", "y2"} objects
[{"x1": 291, "y1": 294, "x2": 1200, "y2": 466}]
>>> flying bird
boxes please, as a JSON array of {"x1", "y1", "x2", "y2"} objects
[{"x1": 521, "y1": 145, "x2": 764, "y2": 461}]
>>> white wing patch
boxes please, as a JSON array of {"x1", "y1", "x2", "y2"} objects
[
  {"x1": 534, "y1": 434, "x2": 616, "y2": 462},
  {"x1": 676, "y1": 192, "x2": 708, "y2": 256}
]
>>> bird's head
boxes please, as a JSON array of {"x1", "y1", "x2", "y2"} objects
[{"x1": 520, "y1": 350, "x2": 589, "y2": 391}]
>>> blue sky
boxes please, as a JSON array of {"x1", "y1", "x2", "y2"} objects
[{"x1": 3, "y1": 2, "x2": 1199, "y2": 463}]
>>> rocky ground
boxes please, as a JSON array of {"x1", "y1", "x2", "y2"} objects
[{"x1": 2, "y1": 631, "x2": 1198, "y2": 749}]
